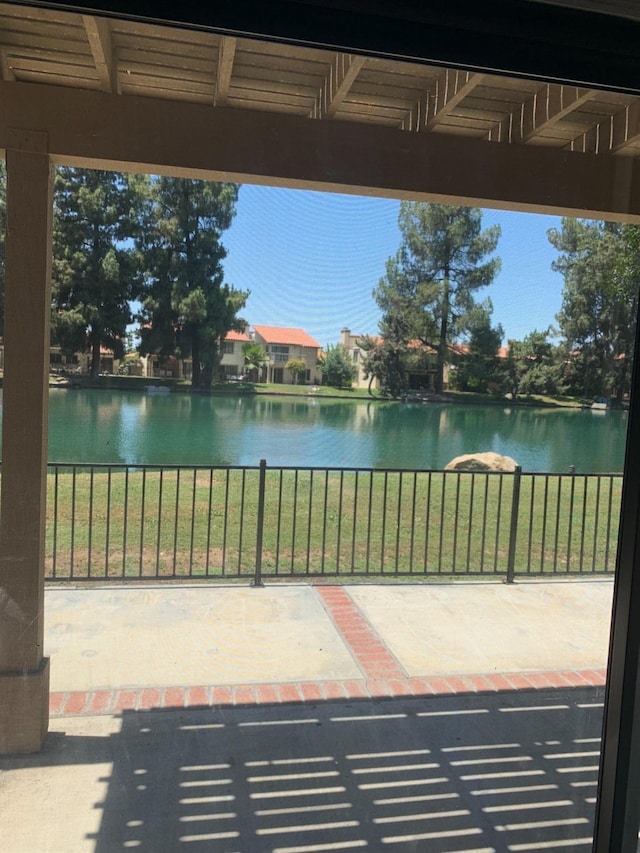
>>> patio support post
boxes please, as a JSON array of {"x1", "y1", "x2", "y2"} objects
[{"x1": 0, "y1": 138, "x2": 53, "y2": 754}]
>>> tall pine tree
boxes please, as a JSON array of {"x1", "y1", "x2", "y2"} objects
[
  {"x1": 549, "y1": 219, "x2": 638, "y2": 400},
  {"x1": 374, "y1": 203, "x2": 501, "y2": 393},
  {"x1": 52, "y1": 167, "x2": 145, "y2": 378},
  {"x1": 138, "y1": 178, "x2": 248, "y2": 390}
]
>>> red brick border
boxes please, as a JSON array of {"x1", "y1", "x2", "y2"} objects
[{"x1": 49, "y1": 668, "x2": 607, "y2": 717}]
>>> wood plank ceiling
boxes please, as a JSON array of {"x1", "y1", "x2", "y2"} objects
[{"x1": 2, "y1": 1, "x2": 640, "y2": 162}]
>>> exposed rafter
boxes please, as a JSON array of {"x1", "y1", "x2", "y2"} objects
[
  {"x1": 609, "y1": 101, "x2": 640, "y2": 153},
  {"x1": 489, "y1": 83, "x2": 594, "y2": 144},
  {"x1": 0, "y1": 4, "x2": 640, "y2": 176},
  {"x1": 310, "y1": 54, "x2": 365, "y2": 120},
  {"x1": 567, "y1": 124, "x2": 602, "y2": 155},
  {"x1": 215, "y1": 36, "x2": 236, "y2": 107},
  {"x1": 401, "y1": 70, "x2": 485, "y2": 132},
  {"x1": 0, "y1": 49, "x2": 15, "y2": 82},
  {"x1": 82, "y1": 15, "x2": 115, "y2": 94}
]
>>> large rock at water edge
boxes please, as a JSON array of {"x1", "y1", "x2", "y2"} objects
[{"x1": 444, "y1": 452, "x2": 518, "y2": 472}]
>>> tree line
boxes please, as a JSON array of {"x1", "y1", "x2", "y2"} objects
[
  {"x1": 0, "y1": 164, "x2": 637, "y2": 398},
  {"x1": 360, "y1": 202, "x2": 640, "y2": 403},
  {"x1": 0, "y1": 163, "x2": 247, "y2": 390}
]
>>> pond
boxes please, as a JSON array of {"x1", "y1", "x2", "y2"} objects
[{"x1": 31, "y1": 389, "x2": 629, "y2": 473}]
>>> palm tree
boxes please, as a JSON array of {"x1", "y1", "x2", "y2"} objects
[{"x1": 242, "y1": 341, "x2": 268, "y2": 382}]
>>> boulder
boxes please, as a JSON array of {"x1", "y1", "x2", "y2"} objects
[{"x1": 444, "y1": 452, "x2": 518, "y2": 472}]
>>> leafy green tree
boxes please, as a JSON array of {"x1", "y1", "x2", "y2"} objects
[
  {"x1": 359, "y1": 337, "x2": 407, "y2": 398},
  {"x1": 51, "y1": 167, "x2": 146, "y2": 378},
  {"x1": 285, "y1": 358, "x2": 307, "y2": 385},
  {"x1": 374, "y1": 203, "x2": 501, "y2": 393},
  {"x1": 549, "y1": 219, "x2": 637, "y2": 400},
  {"x1": 505, "y1": 328, "x2": 561, "y2": 397},
  {"x1": 359, "y1": 306, "x2": 412, "y2": 398},
  {"x1": 451, "y1": 300, "x2": 504, "y2": 392},
  {"x1": 318, "y1": 343, "x2": 356, "y2": 389},
  {"x1": 612, "y1": 223, "x2": 640, "y2": 399},
  {"x1": 242, "y1": 341, "x2": 268, "y2": 381},
  {"x1": 138, "y1": 178, "x2": 248, "y2": 390}
]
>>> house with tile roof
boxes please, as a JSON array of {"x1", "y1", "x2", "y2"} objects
[
  {"x1": 340, "y1": 328, "x2": 440, "y2": 391},
  {"x1": 252, "y1": 325, "x2": 322, "y2": 385},
  {"x1": 218, "y1": 328, "x2": 252, "y2": 380},
  {"x1": 141, "y1": 328, "x2": 251, "y2": 380}
]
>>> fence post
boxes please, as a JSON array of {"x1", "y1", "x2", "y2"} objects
[
  {"x1": 506, "y1": 465, "x2": 522, "y2": 583},
  {"x1": 253, "y1": 458, "x2": 266, "y2": 587}
]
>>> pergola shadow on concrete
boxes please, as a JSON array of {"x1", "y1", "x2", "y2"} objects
[
  {"x1": 2, "y1": 0, "x2": 640, "y2": 849},
  {"x1": 1, "y1": 688, "x2": 606, "y2": 852}
]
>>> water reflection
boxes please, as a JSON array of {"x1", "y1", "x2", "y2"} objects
[{"x1": 34, "y1": 390, "x2": 629, "y2": 472}]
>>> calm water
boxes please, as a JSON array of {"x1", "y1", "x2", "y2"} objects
[{"x1": 20, "y1": 389, "x2": 629, "y2": 473}]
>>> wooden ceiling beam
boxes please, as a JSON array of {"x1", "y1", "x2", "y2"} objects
[
  {"x1": 2, "y1": 80, "x2": 640, "y2": 224},
  {"x1": 489, "y1": 83, "x2": 594, "y2": 144},
  {"x1": 215, "y1": 35, "x2": 237, "y2": 107},
  {"x1": 310, "y1": 54, "x2": 365, "y2": 119},
  {"x1": 82, "y1": 15, "x2": 116, "y2": 94},
  {"x1": 401, "y1": 70, "x2": 484, "y2": 132}
]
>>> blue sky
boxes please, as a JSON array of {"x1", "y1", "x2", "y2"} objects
[{"x1": 222, "y1": 183, "x2": 566, "y2": 347}]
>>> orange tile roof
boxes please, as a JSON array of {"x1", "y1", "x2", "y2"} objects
[
  {"x1": 224, "y1": 329, "x2": 251, "y2": 342},
  {"x1": 408, "y1": 339, "x2": 437, "y2": 354},
  {"x1": 253, "y1": 325, "x2": 321, "y2": 348},
  {"x1": 355, "y1": 335, "x2": 383, "y2": 346}
]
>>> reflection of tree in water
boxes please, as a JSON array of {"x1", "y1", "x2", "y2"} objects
[
  {"x1": 543, "y1": 409, "x2": 627, "y2": 473},
  {"x1": 45, "y1": 392, "x2": 628, "y2": 472},
  {"x1": 248, "y1": 397, "x2": 322, "y2": 424},
  {"x1": 49, "y1": 390, "x2": 128, "y2": 464}
]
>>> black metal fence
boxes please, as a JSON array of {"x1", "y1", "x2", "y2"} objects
[{"x1": 42, "y1": 461, "x2": 621, "y2": 583}]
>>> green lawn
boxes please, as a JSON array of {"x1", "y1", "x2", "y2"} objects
[{"x1": 44, "y1": 467, "x2": 621, "y2": 582}]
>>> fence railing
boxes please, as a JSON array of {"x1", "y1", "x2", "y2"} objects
[{"x1": 42, "y1": 461, "x2": 622, "y2": 583}]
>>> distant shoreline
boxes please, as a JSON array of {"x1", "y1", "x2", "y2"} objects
[{"x1": 36, "y1": 373, "x2": 608, "y2": 411}]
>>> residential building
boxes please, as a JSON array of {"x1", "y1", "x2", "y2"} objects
[
  {"x1": 340, "y1": 328, "x2": 442, "y2": 390},
  {"x1": 218, "y1": 328, "x2": 252, "y2": 380},
  {"x1": 0, "y1": 343, "x2": 118, "y2": 376},
  {"x1": 140, "y1": 328, "x2": 251, "y2": 380},
  {"x1": 339, "y1": 328, "x2": 380, "y2": 390},
  {"x1": 253, "y1": 325, "x2": 322, "y2": 384}
]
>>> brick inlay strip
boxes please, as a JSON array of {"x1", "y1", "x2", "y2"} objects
[
  {"x1": 315, "y1": 584, "x2": 406, "y2": 679},
  {"x1": 49, "y1": 668, "x2": 607, "y2": 717}
]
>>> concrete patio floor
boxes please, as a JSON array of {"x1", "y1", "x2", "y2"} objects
[
  {"x1": 44, "y1": 579, "x2": 613, "y2": 709},
  {"x1": 1, "y1": 579, "x2": 614, "y2": 852}
]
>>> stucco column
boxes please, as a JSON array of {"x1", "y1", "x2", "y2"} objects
[{"x1": 0, "y1": 137, "x2": 53, "y2": 754}]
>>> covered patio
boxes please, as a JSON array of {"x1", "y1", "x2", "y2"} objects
[{"x1": 2, "y1": 1, "x2": 640, "y2": 850}]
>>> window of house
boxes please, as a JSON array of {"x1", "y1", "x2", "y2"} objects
[{"x1": 271, "y1": 345, "x2": 289, "y2": 362}]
